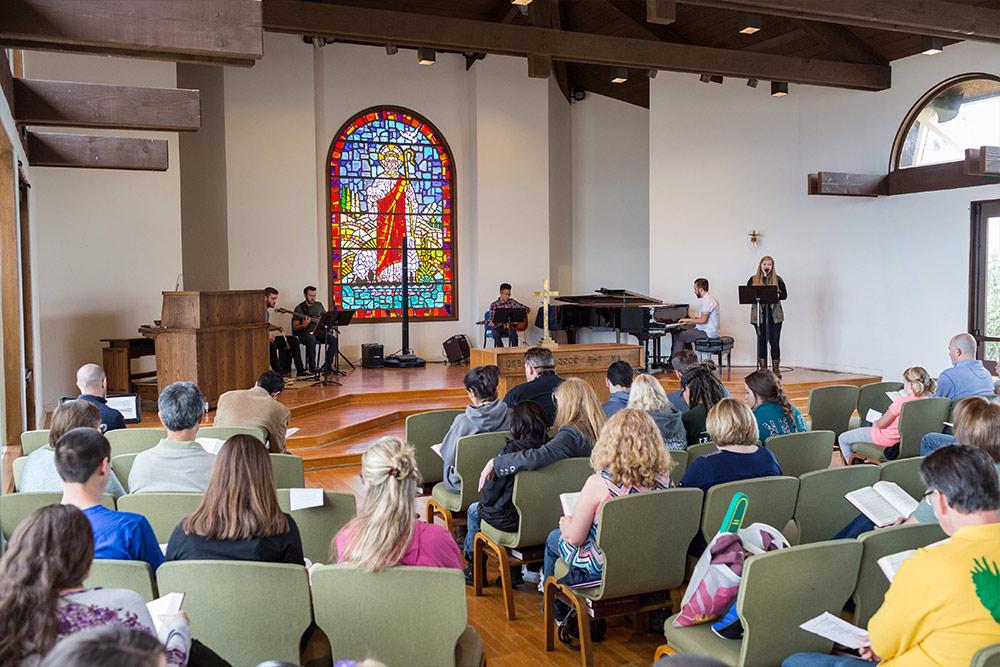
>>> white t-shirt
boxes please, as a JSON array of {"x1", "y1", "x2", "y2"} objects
[{"x1": 695, "y1": 293, "x2": 720, "y2": 338}]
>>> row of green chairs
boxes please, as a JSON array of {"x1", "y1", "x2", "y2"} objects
[
  {"x1": 86, "y1": 560, "x2": 482, "y2": 667},
  {"x1": 20, "y1": 425, "x2": 266, "y2": 458},
  {"x1": 848, "y1": 397, "x2": 950, "y2": 463},
  {"x1": 685, "y1": 430, "x2": 835, "y2": 478}
]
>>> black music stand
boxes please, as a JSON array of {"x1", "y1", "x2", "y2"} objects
[
  {"x1": 332, "y1": 309, "x2": 356, "y2": 374},
  {"x1": 738, "y1": 285, "x2": 780, "y2": 367},
  {"x1": 310, "y1": 311, "x2": 342, "y2": 387},
  {"x1": 492, "y1": 307, "x2": 527, "y2": 346}
]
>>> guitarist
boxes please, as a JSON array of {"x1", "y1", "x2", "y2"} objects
[
  {"x1": 264, "y1": 287, "x2": 307, "y2": 378},
  {"x1": 488, "y1": 282, "x2": 528, "y2": 348},
  {"x1": 293, "y1": 285, "x2": 339, "y2": 374}
]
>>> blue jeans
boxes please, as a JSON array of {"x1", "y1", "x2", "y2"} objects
[
  {"x1": 463, "y1": 502, "x2": 482, "y2": 559},
  {"x1": 834, "y1": 514, "x2": 877, "y2": 539},
  {"x1": 921, "y1": 433, "x2": 955, "y2": 457},
  {"x1": 782, "y1": 653, "x2": 875, "y2": 666},
  {"x1": 493, "y1": 326, "x2": 518, "y2": 347},
  {"x1": 543, "y1": 528, "x2": 562, "y2": 581}
]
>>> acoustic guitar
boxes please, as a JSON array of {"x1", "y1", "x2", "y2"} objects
[
  {"x1": 476, "y1": 309, "x2": 529, "y2": 332},
  {"x1": 275, "y1": 307, "x2": 341, "y2": 334}
]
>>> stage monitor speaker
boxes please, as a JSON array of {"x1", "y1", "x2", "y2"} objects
[
  {"x1": 361, "y1": 343, "x2": 384, "y2": 368},
  {"x1": 442, "y1": 335, "x2": 471, "y2": 365}
]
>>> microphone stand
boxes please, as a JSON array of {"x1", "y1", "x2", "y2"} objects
[{"x1": 385, "y1": 151, "x2": 426, "y2": 369}]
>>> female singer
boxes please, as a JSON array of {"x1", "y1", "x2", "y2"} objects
[{"x1": 747, "y1": 256, "x2": 787, "y2": 376}]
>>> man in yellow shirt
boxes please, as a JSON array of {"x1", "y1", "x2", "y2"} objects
[{"x1": 784, "y1": 444, "x2": 1000, "y2": 666}]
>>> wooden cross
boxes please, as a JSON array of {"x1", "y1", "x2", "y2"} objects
[{"x1": 533, "y1": 278, "x2": 560, "y2": 349}]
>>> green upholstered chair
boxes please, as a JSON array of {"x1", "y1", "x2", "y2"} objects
[
  {"x1": 405, "y1": 409, "x2": 463, "y2": 489},
  {"x1": 686, "y1": 441, "x2": 717, "y2": 462},
  {"x1": 792, "y1": 465, "x2": 880, "y2": 545},
  {"x1": 156, "y1": 561, "x2": 312, "y2": 666},
  {"x1": 670, "y1": 449, "x2": 689, "y2": 485},
  {"x1": 700, "y1": 476, "x2": 799, "y2": 543},
  {"x1": 117, "y1": 493, "x2": 204, "y2": 543},
  {"x1": 85, "y1": 559, "x2": 158, "y2": 601},
  {"x1": 852, "y1": 522, "x2": 946, "y2": 627},
  {"x1": 111, "y1": 454, "x2": 138, "y2": 493},
  {"x1": 426, "y1": 431, "x2": 509, "y2": 534},
  {"x1": 663, "y1": 540, "x2": 863, "y2": 666},
  {"x1": 544, "y1": 488, "x2": 703, "y2": 667},
  {"x1": 472, "y1": 457, "x2": 592, "y2": 619},
  {"x1": 878, "y1": 457, "x2": 927, "y2": 500},
  {"x1": 972, "y1": 644, "x2": 1000, "y2": 667},
  {"x1": 807, "y1": 385, "x2": 860, "y2": 439},
  {"x1": 276, "y1": 488, "x2": 356, "y2": 564},
  {"x1": 20, "y1": 430, "x2": 50, "y2": 455},
  {"x1": 312, "y1": 564, "x2": 483, "y2": 667},
  {"x1": 0, "y1": 493, "x2": 114, "y2": 541},
  {"x1": 270, "y1": 453, "x2": 305, "y2": 488},
  {"x1": 106, "y1": 428, "x2": 167, "y2": 458},
  {"x1": 849, "y1": 398, "x2": 951, "y2": 464},
  {"x1": 199, "y1": 425, "x2": 266, "y2": 444},
  {"x1": 850, "y1": 381, "x2": 904, "y2": 429},
  {"x1": 765, "y1": 430, "x2": 834, "y2": 477},
  {"x1": 11, "y1": 456, "x2": 27, "y2": 491}
]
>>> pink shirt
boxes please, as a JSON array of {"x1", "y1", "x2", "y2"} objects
[
  {"x1": 871, "y1": 394, "x2": 923, "y2": 447},
  {"x1": 335, "y1": 519, "x2": 463, "y2": 570}
]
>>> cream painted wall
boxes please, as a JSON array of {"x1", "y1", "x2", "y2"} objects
[
  {"x1": 24, "y1": 52, "x2": 182, "y2": 412},
  {"x1": 549, "y1": 78, "x2": 573, "y2": 299},
  {"x1": 650, "y1": 41, "x2": 1000, "y2": 379}
]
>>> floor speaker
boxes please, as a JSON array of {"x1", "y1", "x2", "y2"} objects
[
  {"x1": 361, "y1": 343, "x2": 384, "y2": 368},
  {"x1": 442, "y1": 335, "x2": 471, "y2": 365}
]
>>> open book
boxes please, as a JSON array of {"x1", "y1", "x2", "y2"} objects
[
  {"x1": 885, "y1": 390, "x2": 903, "y2": 402},
  {"x1": 800, "y1": 612, "x2": 869, "y2": 649},
  {"x1": 877, "y1": 538, "x2": 950, "y2": 582},
  {"x1": 845, "y1": 482, "x2": 919, "y2": 527},
  {"x1": 146, "y1": 592, "x2": 184, "y2": 643},
  {"x1": 560, "y1": 492, "x2": 581, "y2": 517}
]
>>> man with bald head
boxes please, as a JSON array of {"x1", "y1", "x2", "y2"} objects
[
  {"x1": 75, "y1": 364, "x2": 126, "y2": 433},
  {"x1": 935, "y1": 333, "x2": 995, "y2": 400}
]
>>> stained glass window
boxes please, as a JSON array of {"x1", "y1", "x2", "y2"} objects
[{"x1": 327, "y1": 107, "x2": 457, "y2": 322}]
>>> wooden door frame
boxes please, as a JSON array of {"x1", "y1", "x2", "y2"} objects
[{"x1": 968, "y1": 198, "x2": 1000, "y2": 358}]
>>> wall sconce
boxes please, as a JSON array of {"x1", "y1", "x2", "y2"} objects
[{"x1": 749, "y1": 230, "x2": 762, "y2": 247}]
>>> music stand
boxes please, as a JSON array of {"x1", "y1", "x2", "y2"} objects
[
  {"x1": 738, "y1": 285, "x2": 780, "y2": 366},
  {"x1": 310, "y1": 311, "x2": 342, "y2": 387},
  {"x1": 492, "y1": 307, "x2": 527, "y2": 345},
  {"x1": 332, "y1": 309, "x2": 356, "y2": 374}
]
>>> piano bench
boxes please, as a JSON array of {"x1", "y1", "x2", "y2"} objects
[{"x1": 693, "y1": 336, "x2": 734, "y2": 380}]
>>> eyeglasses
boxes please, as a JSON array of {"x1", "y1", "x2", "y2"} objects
[{"x1": 922, "y1": 488, "x2": 938, "y2": 500}]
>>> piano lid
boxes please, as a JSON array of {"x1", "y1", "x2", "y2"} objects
[{"x1": 555, "y1": 288, "x2": 663, "y2": 307}]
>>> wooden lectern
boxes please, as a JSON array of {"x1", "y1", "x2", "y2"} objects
[{"x1": 140, "y1": 291, "x2": 268, "y2": 407}]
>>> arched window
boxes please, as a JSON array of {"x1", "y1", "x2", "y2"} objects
[
  {"x1": 893, "y1": 74, "x2": 1000, "y2": 170},
  {"x1": 327, "y1": 107, "x2": 457, "y2": 322}
]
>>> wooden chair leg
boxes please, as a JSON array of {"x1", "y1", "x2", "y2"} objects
[
  {"x1": 425, "y1": 498, "x2": 455, "y2": 535},
  {"x1": 491, "y1": 542, "x2": 516, "y2": 620},
  {"x1": 473, "y1": 533, "x2": 487, "y2": 597},
  {"x1": 543, "y1": 576, "x2": 557, "y2": 651},
  {"x1": 654, "y1": 644, "x2": 676, "y2": 660},
  {"x1": 567, "y1": 589, "x2": 593, "y2": 667}
]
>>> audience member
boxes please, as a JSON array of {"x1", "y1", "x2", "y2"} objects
[
  {"x1": 129, "y1": 381, "x2": 216, "y2": 493},
  {"x1": 213, "y1": 369, "x2": 292, "y2": 452},
  {"x1": 921, "y1": 392, "x2": 999, "y2": 456},
  {"x1": 463, "y1": 402, "x2": 549, "y2": 583},
  {"x1": 935, "y1": 333, "x2": 995, "y2": 400},
  {"x1": 335, "y1": 437, "x2": 462, "y2": 570},
  {"x1": 18, "y1": 400, "x2": 126, "y2": 498},
  {"x1": 0, "y1": 505, "x2": 190, "y2": 666},
  {"x1": 165, "y1": 434, "x2": 304, "y2": 565},
  {"x1": 680, "y1": 398, "x2": 781, "y2": 492},
  {"x1": 679, "y1": 362, "x2": 730, "y2": 445},
  {"x1": 56, "y1": 428, "x2": 163, "y2": 570},
  {"x1": 501, "y1": 347, "x2": 564, "y2": 427},
  {"x1": 75, "y1": 363, "x2": 127, "y2": 433},
  {"x1": 837, "y1": 367, "x2": 935, "y2": 463},
  {"x1": 627, "y1": 373, "x2": 686, "y2": 450},
  {"x1": 743, "y1": 369, "x2": 806, "y2": 443},
  {"x1": 480, "y1": 377, "x2": 605, "y2": 487},
  {"x1": 784, "y1": 445, "x2": 1000, "y2": 666},
  {"x1": 667, "y1": 350, "x2": 700, "y2": 411},
  {"x1": 602, "y1": 361, "x2": 634, "y2": 417},
  {"x1": 40, "y1": 626, "x2": 166, "y2": 667},
  {"x1": 439, "y1": 365, "x2": 511, "y2": 494}
]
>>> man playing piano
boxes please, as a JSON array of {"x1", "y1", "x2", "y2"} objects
[
  {"x1": 671, "y1": 278, "x2": 720, "y2": 356},
  {"x1": 488, "y1": 283, "x2": 528, "y2": 348}
]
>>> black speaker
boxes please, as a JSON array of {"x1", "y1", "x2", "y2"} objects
[
  {"x1": 442, "y1": 335, "x2": 471, "y2": 365},
  {"x1": 361, "y1": 343, "x2": 384, "y2": 368}
]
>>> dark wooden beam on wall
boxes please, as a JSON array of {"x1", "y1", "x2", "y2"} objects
[
  {"x1": 263, "y1": 0, "x2": 891, "y2": 91},
  {"x1": 13, "y1": 79, "x2": 201, "y2": 132},
  {"x1": 0, "y1": 0, "x2": 263, "y2": 67},
  {"x1": 790, "y1": 19, "x2": 887, "y2": 65},
  {"x1": 889, "y1": 161, "x2": 997, "y2": 196},
  {"x1": 647, "y1": 0, "x2": 677, "y2": 25},
  {"x1": 0, "y1": 49, "x2": 14, "y2": 116},
  {"x1": 807, "y1": 172, "x2": 887, "y2": 197},
  {"x1": 26, "y1": 131, "x2": 168, "y2": 171},
  {"x1": 677, "y1": 0, "x2": 1000, "y2": 44},
  {"x1": 979, "y1": 146, "x2": 1000, "y2": 176},
  {"x1": 527, "y1": 54, "x2": 551, "y2": 79}
]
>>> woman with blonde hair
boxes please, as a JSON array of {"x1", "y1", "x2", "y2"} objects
[
  {"x1": 335, "y1": 436, "x2": 462, "y2": 570},
  {"x1": 680, "y1": 398, "x2": 781, "y2": 492},
  {"x1": 628, "y1": 373, "x2": 686, "y2": 450},
  {"x1": 837, "y1": 367, "x2": 936, "y2": 463},
  {"x1": 165, "y1": 434, "x2": 303, "y2": 564},
  {"x1": 747, "y1": 255, "x2": 788, "y2": 375}
]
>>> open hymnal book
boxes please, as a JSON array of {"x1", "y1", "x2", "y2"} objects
[
  {"x1": 865, "y1": 409, "x2": 883, "y2": 424},
  {"x1": 800, "y1": 612, "x2": 869, "y2": 649},
  {"x1": 560, "y1": 492, "x2": 581, "y2": 517},
  {"x1": 877, "y1": 538, "x2": 950, "y2": 582},
  {"x1": 845, "y1": 481, "x2": 919, "y2": 527},
  {"x1": 885, "y1": 390, "x2": 903, "y2": 402},
  {"x1": 147, "y1": 592, "x2": 184, "y2": 643}
]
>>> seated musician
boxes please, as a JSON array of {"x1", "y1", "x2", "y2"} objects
[
  {"x1": 488, "y1": 283, "x2": 528, "y2": 348},
  {"x1": 264, "y1": 287, "x2": 307, "y2": 379},
  {"x1": 671, "y1": 278, "x2": 720, "y2": 356},
  {"x1": 293, "y1": 286, "x2": 338, "y2": 374}
]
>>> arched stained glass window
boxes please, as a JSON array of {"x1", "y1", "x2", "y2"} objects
[{"x1": 327, "y1": 107, "x2": 457, "y2": 322}]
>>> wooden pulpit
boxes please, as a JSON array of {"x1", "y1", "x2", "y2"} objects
[{"x1": 140, "y1": 291, "x2": 268, "y2": 407}]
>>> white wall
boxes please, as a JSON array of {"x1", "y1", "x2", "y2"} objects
[
  {"x1": 650, "y1": 41, "x2": 1000, "y2": 379},
  {"x1": 25, "y1": 53, "x2": 182, "y2": 412}
]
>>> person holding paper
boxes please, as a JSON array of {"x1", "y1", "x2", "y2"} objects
[
  {"x1": 747, "y1": 256, "x2": 787, "y2": 376},
  {"x1": 165, "y1": 435, "x2": 305, "y2": 565},
  {"x1": 785, "y1": 445, "x2": 1000, "y2": 666},
  {"x1": 836, "y1": 367, "x2": 935, "y2": 464},
  {"x1": 213, "y1": 369, "x2": 292, "y2": 453},
  {"x1": 744, "y1": 369, "x2": 807, "y2": 443}
]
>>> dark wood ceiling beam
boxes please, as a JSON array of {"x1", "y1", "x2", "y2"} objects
[
  {"x1": 26, "y1": 131, "x2": 168, "y2": 171},
  {"x1": 528, "y1": 54, "x2": 552, "y2": 79},
  {"x1": 13, "y1": 79, "x2": 201, "y2": 132},
  {"x1": 549, "y1": 0, "x2": 571, "y2": 101},
  {"x1": 966, "y1": 147, "x2": 1000, "y2": 176},
  {"x1": 262, "y1": 0, "x2": 891, "y2": 90},
  {"x1": 807, "y1": 172, "x2": 887, "y2": 197},
  {"x1": 0, "y1": 0, "x2": 263, "y2": 67},
  {"x1": 0, "y1": 50, "x2": 14, "y2": 117},
  {"x1": 790, "y1": 19, "x2": 887, "y2": 65},
  {"x1": 610, "y1": 0, "x2": 693, "y2": 44},
  {"x1": 676, "y1": 0, "x2": 1000, "y2": 43},
  {"x1": 647, "y1": 0, "x2": 677, "y2": 25}
]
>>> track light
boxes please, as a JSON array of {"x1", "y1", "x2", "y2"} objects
[
  {"x1": 710, "y1": 75, "x2": 723, "y2": 84},
  {"x1": 385, "y1": 44, "x2": 398, "y2": 56},
  {"x1": 700, "y1": 74, "x2": 712, "y2": 83},
  {"x1": 738, "y1": 12, "x2": 762, "y2": 34},
  {"x1": 307, "y1": 36, "x2": 330, "y2": 48},
  {"x1": 570, "y1": 85, "x2": 586, "y2": 103},
  {"x1": 611, "y1": 67, "x2": 628, "y2": 84},
  {"x1": 771, "y1": 81, "x2": 788, "y2": 97},
  {"x1": 921, "y1": 36, "x2": 944, "y2": 55},
  {"x1": 646, "y1": 69, "x2": 658, "y2": 79},
  {"x1": 511, "y1": 0, "x2": 533, "y2": 4},
  {"x1": 747, "y1": 78, "x2": 759, "y2": 88},
  {"x1": 417, "y1": 48, "x2": 436, "y2": 65}
]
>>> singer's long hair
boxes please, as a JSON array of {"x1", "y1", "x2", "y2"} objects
[{"x1": 752, "y1": 256, "x2": 780, "y2": 286}]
